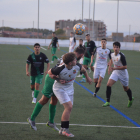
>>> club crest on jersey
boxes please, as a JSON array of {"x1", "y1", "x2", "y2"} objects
[
  {"x1": 105, "y1": 51, "x2": 107, "y2": 53},
  {"x1": 73, "y1": 70, "x2": 76, "y2": 74},
  {"x1": 101, "y1": 52, "x2": 103, "y2": 55},
  {"x1": 40, "y1": 57, "x2": 42, "y2": 60},
  {"x1": 69, "y1": 75, "x2": 71, "y2": 78}
]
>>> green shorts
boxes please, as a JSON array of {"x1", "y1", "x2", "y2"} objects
[
  {"x1": 42, "y1": 74, "x2": 55, "y2": 98},
  {"x1": 51, "y1": 47, "x2": 57, "y2": 54},
  {"x1": 30, "y1": 74, "x2": 44, "y2": 85},
  {"x1": 83, "y1": 57, "x2": 95, "y2": 66}
]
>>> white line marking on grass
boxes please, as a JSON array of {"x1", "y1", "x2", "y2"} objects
[
  {"x1": 41, "y1": 47, "x2": 47, "y2": 50},
  {"x1": 0, "y1": 122, "x2": 139, "y2": 129}
]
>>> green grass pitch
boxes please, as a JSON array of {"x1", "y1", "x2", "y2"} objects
[{"x1": 0, "y1": 44, "x2": 140, "y2": 140}]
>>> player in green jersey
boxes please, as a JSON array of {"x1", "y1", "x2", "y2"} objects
[
  {"x1": 48, "y1": 32, "x2": 60, "y2": 64},
  {"x1": 79, "y1": 33, "x2": 96, "y2": 83},
  {"x1": 26, "y1": 43, "x2": 50, "y2": 103}
]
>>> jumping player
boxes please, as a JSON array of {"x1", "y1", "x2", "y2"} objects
[
  {"x1": 48, "y1": 52, "x2": 92, "y2": 137},
  {"x1": 27, "y1": 47, "x2": 85, "y2": 131},
  {"x1": 102, "y1": 41, "x2": 134, "y2": 107}
]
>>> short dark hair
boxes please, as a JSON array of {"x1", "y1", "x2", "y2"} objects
[
  {"x1": 52, "y1": 32, "x2": 55, "y2": 34},
  {"x1": 86, "y1": 33, "x2": 90, "y2": 36},
  {"x1": 101, "y1": 38, "x2": 107, "y2": 41},
  {"x1": 63, "y1": 52, "x2": 76, "y2": 65},
  {"x1": 113, "y1": 41, "x2": 121, "y2": 48},
  {"x1": 75, "y1": 46, "x2": 85, "y2": 54},
  {"x1": 79, "y1": 39, "x2": 83, "y2": 42},
  {"x1": 34, "y1": 43, "x2": 40, "y2": 47},
  {"x1": 70, "y1": 32, "x2": 74, "y2": 34}
]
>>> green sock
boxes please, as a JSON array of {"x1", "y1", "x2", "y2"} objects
[
  {"x1": 52, "y1": 56, "x2": 55, "y2": 61},
  {"x1": 31, "y1": 102, "x2": 43, "y2": 121},
  {"x1": 82, "y1": 74, "x2": 85, "y2": 79},
  {"x1": 49, "y1": 104, "x2": 56, "y2": 123},
  {"x1": 54, "y1": 55, "x2": 58, "y2": 60},
  {"x1": 34, "y1": 90, "x2": 39, "y2": 98}
]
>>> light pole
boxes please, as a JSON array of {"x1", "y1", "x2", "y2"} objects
[
  {"x1": 38, "y1": 0, "x2": 39, "y2": 38},
  {"x1": 92, "y1": 0, "x2": 95, "y2": 40},
  {"x1": 116, "y1": 0, "x2": 119, "y2": 41},
  {"x1": 88, "y1": 0, "x2": 91, "y2": 34}
]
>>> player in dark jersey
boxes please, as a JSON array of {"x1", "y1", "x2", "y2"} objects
[
  {"x1": 26, "y1": 43, "x2": 50, "y2": 103},
  {"x1": 77, "y1": 39, "x2": 85, "y2": 77},
  {"x1": 102, "y1": 42, "x2": 134, "y2": 107},
  {"x1": 27, "y1": 47, "x2": 85, "y2": 132},
  {"x1": 48, "y1": 32, "x2": 60, "y2": 64},
  {"x1": 79, "y1": 33, "x2": 96, "y2": 83}
]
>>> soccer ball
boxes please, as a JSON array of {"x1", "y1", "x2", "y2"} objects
[{"x1": 73, "y1": 23, "x2": 85, "y2": 35}]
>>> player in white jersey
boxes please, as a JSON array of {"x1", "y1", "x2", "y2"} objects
[
  {"x1": 48, "y1": 52, "x2": 92, "y2": 137},
  {"x1": 90, "y1": 38, "x2": 111, "y2": 97},
  {"x1": 69, "y1": 32, "x2": 76, "y2": 52},
  {"x1": 102, "y1": 42, "x2": 134, "y2": 107}
]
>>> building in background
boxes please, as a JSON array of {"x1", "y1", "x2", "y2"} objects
[{"x1": 55, "y1": 19, "x2": 107, "y2": 40}]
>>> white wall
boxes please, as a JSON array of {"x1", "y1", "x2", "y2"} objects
[{"x1": 0, "y1": 37, "x2": 140, "y2": 51}]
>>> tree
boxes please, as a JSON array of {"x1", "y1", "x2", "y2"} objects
[{"x1": 55, "y1": 29, "x2": 65, "y2": 35}]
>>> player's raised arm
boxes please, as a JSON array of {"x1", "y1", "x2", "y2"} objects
[{"x1": 80, "y1": 66, "x2": 93, "y2": 84}]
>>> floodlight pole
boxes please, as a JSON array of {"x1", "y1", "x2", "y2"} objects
[
  {"x1": 116, "y1": 0, "x2": 119, "y2": 41},
  {"x1": 92, "y1": 0, "x2": 95, "y2": 40},
  {"x1": 38, "y1": 0, "x2": 39, "y2": 38},
  {"x1": 82, "y1": 0, "x2": 84, "y2": 20},
  {"x1": 88, "y1": 0, "x2": 91, "y2": 34}
]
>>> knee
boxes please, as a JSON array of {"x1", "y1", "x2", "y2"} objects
[
  {"x1": 50, "y1": 97, "x2": 58, "y2": 105},
  {"x1": 39, "y1": 96, "x2": 49, "y2": 105},
  {"x1": 31, "y1": 85, "x2": 35, "y2": 90},
  {"x1": 107, "y1": 83, "x2": 112, "y2": 87}
]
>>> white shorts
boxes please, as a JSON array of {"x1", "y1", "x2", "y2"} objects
[
  {"x1": 109, "y1": 70, "x2": 129, "y2": 87},
  {"x1": 53, "y1": 86, "x2": 74, "y2": 105},
  {"x1": 93, "y1": 67, "x2": 107, "y2": 79},
  {"x1": 69, "y1": 46, "x2": 74, "y2": 52},
  {"x1": 79, "y1": 57, "x2": 83, "y2": 64}
]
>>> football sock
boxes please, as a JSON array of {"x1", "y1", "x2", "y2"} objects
[
  {"x1": 95, "y1": 82, "x2": 97, "y2": 88},
  {"x1": 95, "y1": 87, "x2": 100, "y2": 94},
  {"x1": 49, "y1": 104, "x2": 56, "y2": 124},
  {"x1": 54, "y1": 55, "x2": 58, "y2": 60},
  {"x1": 82, "y1": 74, "x2": 85, "y2": 79},
  {"x1": 52, "y1": 56, "x2": 55, "y2": 61},
  {"x1": 34, "y1": 90, "x2": 39, "y2": 98},
  {"x1": 31, "y1": 102, "x2": 43, "y2": 121},
  {"x1": 52, "y1": 56, "x2": 58, "y2": 61},
  {"x1": 61, "y1": 121, "x2": 69, "y2": 128},
  {"x1": 80, "y1": 71, "x2": 82, "y2": 75},
  {"x1": 106, "y1": 86, "x2": 111, "y2": 102},
  {"x1": 126, "y1": 88, "x2": 132, "y2": 101}
]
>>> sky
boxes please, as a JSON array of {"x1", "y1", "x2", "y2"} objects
[{"x1": 0, "y1": 0, "x2": 140, "y2": 36}]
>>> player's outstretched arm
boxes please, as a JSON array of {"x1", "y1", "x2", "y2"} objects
[
  {"x1": 26, "y1": 63, "x2": 30, "y2": 76},
  {"x1": 80, "y1": 66, "x2": 93, "y2": 84}
]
